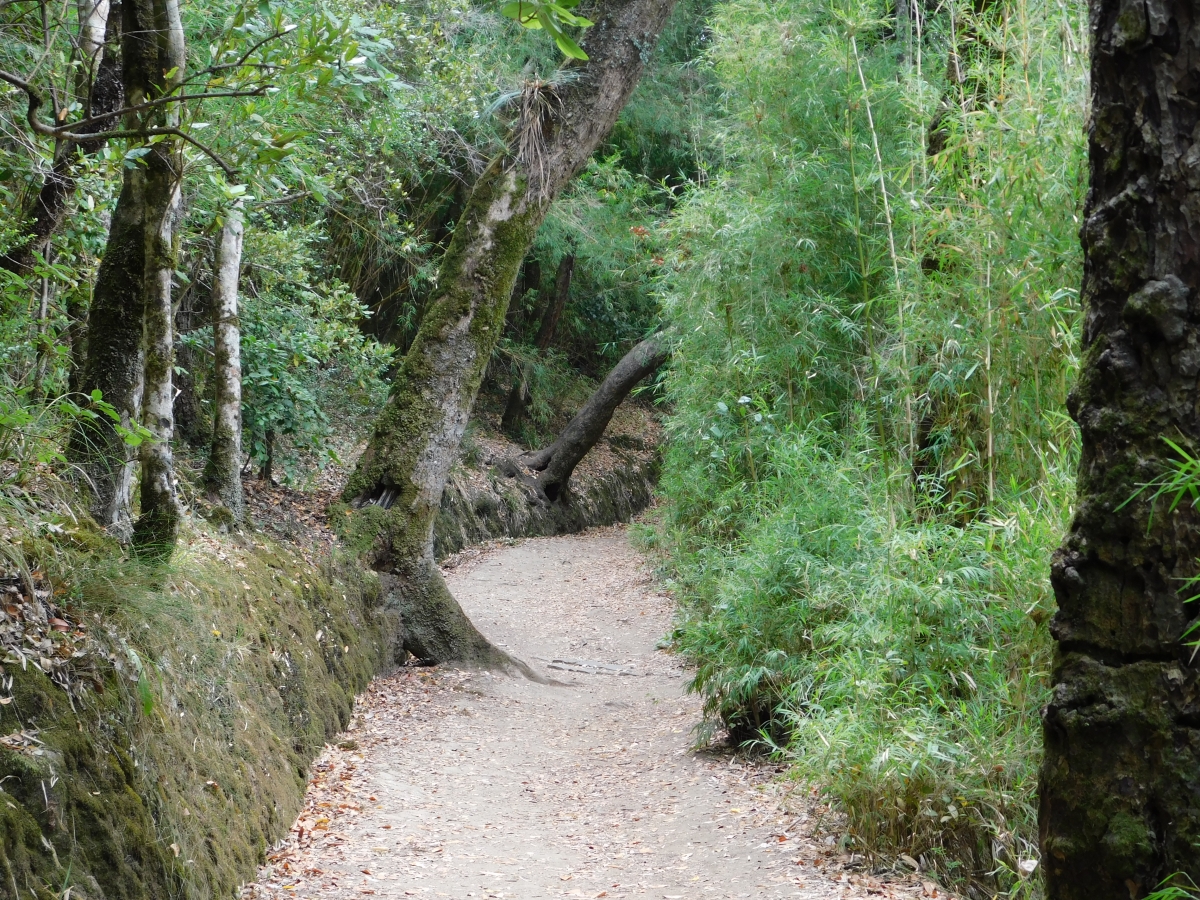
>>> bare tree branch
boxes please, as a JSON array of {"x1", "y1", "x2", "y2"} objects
[{"x1": 0, "y1": 69, "x2": 242, "y2": 175}]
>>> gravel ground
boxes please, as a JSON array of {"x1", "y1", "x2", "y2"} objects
[{"x1": 240, "y1": 527, "x2": 935, "y2": 900}]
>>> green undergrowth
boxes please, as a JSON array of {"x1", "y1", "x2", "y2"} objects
[
  {"x1": 645, "y1": 421, "x2": 1064, "y2": 895},
  {"x1": 0, "y1": 493, "x2": 392, "y2": 899}
]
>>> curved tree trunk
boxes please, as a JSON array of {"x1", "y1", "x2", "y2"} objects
[
  {"x1": 1038, "y1": 2, "x2": 1200, "y2": 895},
  {"x1": 344, "y1": 0, "x2": 678, "y2": 668},
  {"x1": 516, "y1": 336, "x2": 666, "y2": 501},
  {"x1": 501, "y1": 253, "x2": 575, "y2": 432},
  {"x1": 202, "y1": 207, "x2": 246, "y2": 525}
]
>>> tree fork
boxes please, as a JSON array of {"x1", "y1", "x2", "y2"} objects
[
  {"x1": 0, "y1": 0, "x2": 123, "y2": 277},
  {"x1": 1038, "y1": 2, "x2": 1200, "y2": 894},
  {"x1": 345, "y1": 0, "x2": 678, "y2": 669}
]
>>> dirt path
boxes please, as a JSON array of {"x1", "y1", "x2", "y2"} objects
[{"x1": 241, "y1": 527, "x2": 929, "y2": 900}]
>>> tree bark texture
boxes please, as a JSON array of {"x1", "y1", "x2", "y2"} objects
[
  {"x1": 129, "y1": 0, "x2": 185, "y2": 553},
  {"x1": 202, "y1": 207, "x2": 246, "y2": 524},
  {"x1": 501, "y1": 253, "x2": 575, "y2": 432},
  {"x1": 0, "y1": 1, "x2": 123, "y2": 277},
  {"x1": 69, "y1": 0, "x2": 184, "y2": 544},
  {"x1": 69, "y1": 174, "x2": 145, "y2": 538},
  {"x1": 517, "y1": 336, "x2": 666, "y2": 501},
  {"x1": 1038, "y1": 3, "x2": 1200, "y2": 895},
  {"x1": 344, "y1": 0, "x2": 678, "y2": 668}
]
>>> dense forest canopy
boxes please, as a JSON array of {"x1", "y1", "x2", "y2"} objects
[{"x1": 0, "y1": 0, "x2": 1198, "y2": 896}]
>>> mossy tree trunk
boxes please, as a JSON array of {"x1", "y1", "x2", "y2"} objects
[
  {"x1": 1038, "y1": 2, "x2": 1200, "y2": 894},
  {"x1": 344, "y1": 0, "x2": 678, "y2": 667},
  {"x1": 69, "y1": 172, "x2": 146, "y2": 538},
  {"x1": 202, "y1": 206, "x2": 247, "y2": 524},
  {"x1": 69, "y1": 0, "x2": 184, "y2": 545},
  {"x1": 502, "y1": 253, "x2": 575, "y2": 433},
  {"x1": 514, "y1": 336, "x2": 666, "y2": 501},
  {"x1": 129, "y1": 0, "x2": 185, "y2": 553}
]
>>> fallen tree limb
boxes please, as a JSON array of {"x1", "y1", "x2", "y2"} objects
[{"x1": 508, "y1": 336, "x2": 668, "y2": 501}]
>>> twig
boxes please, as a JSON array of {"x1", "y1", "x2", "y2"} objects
[
  {"x1": 194, "y1": 26, "x2": 295, "y2": 79},
  {"x1": 0, "y1": 71, "x2": 239, "y2": 175},
  {"x1": 51, "y1": 87, "x2": 268, "y2": 135}
]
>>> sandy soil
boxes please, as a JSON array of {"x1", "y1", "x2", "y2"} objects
[{"x1": 240, "y1": 527, "x2": 932, "y2": 900}]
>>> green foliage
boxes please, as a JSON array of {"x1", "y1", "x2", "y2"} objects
[
  {"x1": 500, "y1": 0, "x2": 593, "y2": 59},
  {"x1": 662, "y1": 421, "x2": 1061, "y2": 885},
  {"x1": 653, "y1": 0, "x2": 1087, "y2": 891},
  {"x1": 1146, "y1": 876, "x2": 1200, "y2": 900},
  {"x1": 184, "y1": 224, "x2": 393, "y2": 482},
  {"x1": 536, "y1": 155, "x2": 668, "y2": 369}
]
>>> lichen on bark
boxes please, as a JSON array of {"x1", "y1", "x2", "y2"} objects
[
  {"x1": 346, "y1": 158, "x2": 545, "y2": 670},
  {"x1": 345, "y1": 0, "x2": 680, "y2": 668}
]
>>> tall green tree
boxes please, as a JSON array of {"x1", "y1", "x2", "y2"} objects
[
  {"x1": 343, "y1": 0, "x2": 679, "y2": 667},
  {"x1": 1038, "y1": 1, "x2": 1200, "y2": 892}
]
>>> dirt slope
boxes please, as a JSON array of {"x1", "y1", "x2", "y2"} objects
[{"x1": 241, "y1": 527, "x2": 934, "y2": 900}]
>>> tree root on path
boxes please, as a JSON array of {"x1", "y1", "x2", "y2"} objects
[{"x1": 381, "y1": 560, "x2": 548, "y2": 683}]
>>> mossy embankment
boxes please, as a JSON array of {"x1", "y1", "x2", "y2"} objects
[
  {"x1": 432, "y1": 449, "x2": 658, "y2": 558},
  {"x1": 433, "y1": 405, "x2": 663, "y2": 558},
  {"x1": 0, "y1": 511, "x2": 393, "y2": 900}
]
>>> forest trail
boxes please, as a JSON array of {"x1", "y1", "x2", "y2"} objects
[{"x1": 241, "y1": 527, "x2": 927, "y2": 900}]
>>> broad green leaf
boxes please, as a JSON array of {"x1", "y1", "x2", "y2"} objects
[{"x1": 553, "y1": 31, "x2": 588, "y2": 59}]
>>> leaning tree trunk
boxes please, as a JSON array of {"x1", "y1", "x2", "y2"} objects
[
  {"x1": 70, "y1": 0, "x2": 184, "y2": 544},
  {"x1": 514, "y1": 336, "x2": 666, "y2": 501},
  {"x1": 501, "y1": 253, "x2": 575, "y2": 433},
  {"x1": 344, "y1": 0, "x2": 678, "y2": 668},
  {"x1": 202, "y1": 206, "x2": 246, "y2": 524},
  {"x1": 1038, "y1": 2, "x2": 1200, "y2": 895}
]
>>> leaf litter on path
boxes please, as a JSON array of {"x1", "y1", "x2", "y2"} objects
[{"x1": 241, "y1": 526, "x2": 933, "y2": 900}]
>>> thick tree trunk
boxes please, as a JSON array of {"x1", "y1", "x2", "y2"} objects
[
  {"x1": 69, "y1": 174, "x2": 146, "y2": 538},
  {"x1": 0, "y1": 1, "x2": 122, "y2": 277},
  {"x1": 515, "y1": 336, "x2": 666, "y2": 501},
  {"x1": 129, "y1": 0, "x2": 185, "y2": 553},
  {"x1": 1038, "y1": 3, "x2": 1200, "y2": 895},
  {"x1": 501, "y1": 253, "x2": 575, "y2": 432},
  {"x1": 69, "y1": 0, "x2": 184, "y2": 545},
  {"x1": 202, "y1": 207, "x2": 246, "y2": 524},
  {"x1": 344, "y1": 0, "x2": 678, "y2": 668}
]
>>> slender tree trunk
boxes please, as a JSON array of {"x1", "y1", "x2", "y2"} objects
[
  {"x1": 31, "y1": 252, "x2": 53, "y2": 399},
  {"x1": 65, "y1": 288, "x2": 88, "y2": 395},
  {"x1": 344, "y1": 0, "x2": 678, "y2": 668},
  {"x1": 132, "y1": 167, "x2": 182, "y2": 551},
  {"x1": 514, "y1": 336, "x2": 666, "y2": 501},
  {"x1": 202, "y1": 207, "x2": 246, "y2": 524},
  {"x1": 1038, "y1": 2, "x2": 1200, "y2": 895},
  {"x1": 534, "y1": 254, "x2": 574, "y2": 350},
  {"x1": 502, "y1": 253, "x2": 575, "y2": 432}
]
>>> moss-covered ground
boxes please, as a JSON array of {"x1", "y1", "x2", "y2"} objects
[{"x1": 0, "y1": 503, "x2": 392, "y2": 899}]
